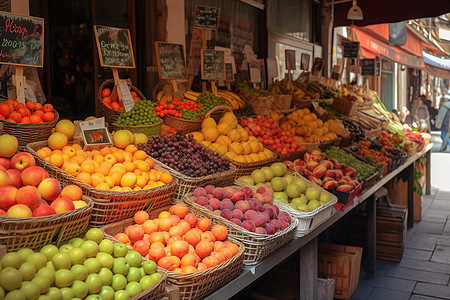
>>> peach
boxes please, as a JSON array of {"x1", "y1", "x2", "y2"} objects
[
  {"x1": 21, "y1": 166, "x2": 49, "y2": 186},
  {"x1": 213, "y1": 209, "x2": 221, "y2": 215},
  {"x1": 222, "y1": 186, "x2": 235, "y2": 199},
  {"x1": 231, "y1": 209, "x2": 243, "y2": 220},
  {"x1": 220, "y1": 209, "x2": 233, "y2": 220},
  {"x1": 278, "y1": 211, "x2": 291, "y2": 224},
  {"x1": 212, "y1": 187, "x2": 225, "y2": 200},
  {"x1": 16, "y1": 185, "x2": 41, "y2": 209},
  {"x1": 37, "y1": 178, "x2": 62, "y2": 201},
  {"x1": 204, "y1": 185, "x2": 215, "y2": 194},
  {"x1": 251, "y1": 214, "x2": 267, "y2": 227},
  {"x1": 219, "y1": 199, "x2": 234, "y2": 210},
  {"x1": 7, "y1": 204, "x2": 32, "y2": 218},
  {"x1": 230, "y1": 190, "x2": 245, "y2": 203},
  {"x1": 253, "y1": 193, "x2": 264, "y2": 205},
  {"x1": 194, "y1": 196, "x2": 208, "y2": 206},
  {"x1": 0, "y1": 186, "x2": 17, "y2": 211},
  {"x1": 263, "y1": 193, "x2": 273, "y2": 205},
  {"x1": 203, "y1": 205, "x2": 213, "y2": 211},
  {"x1": 0, "y1": 169, "x2": 11, "y2": 186},
  {"x1": 248, "y1": 200, "x2": 263, "y2": 212},
  {"x1": 256, "y1": 185, "x2": 271, "y2": 195},
  {"x1": 278, "y1": 218, "x2": 290, "y2": 230},
  {"x1": 240, "y1": 187, "x2": 253, "y2": 198},
  {"x1": 255, "y1": 227, "x2": 267, "y2": 234},
  {"x1": 11, "y1": 152, "x2": 35, "y2": 171},
  {"x1": 193, "y1": 187, "x2": 207, "y2": 197},
  {"x1": 0, "y1": 209, "x2": 6, "y2": 216},
  {"x1": 33, "y1": 204, "x2": 56, "y2": 217},
  {"x1": 243, "y1": 209, "x2": 257, "y2": 221},
  {"x1": 312, "y1": 165, "x2": 327, "y2": 178},
  {"x1": 266, "y1": 204, "x2": 279, "y2": 215},
  {"x1": 230, "y1": 218, "x2": 242, "y2": 226},
  {"x1": 50, "y1": 197, "x2": 75, "y2": 214},
  {"x1": 262, "y1": 207, "x2": 276, "y2": 219},
  {"x1": 264, "y1": 223, "x2": 275, "y2": 235},
  {"x1": 234, "y1": 200, "x2": 250, "y2": 213},
  {"x1": 206, "y1": 194, "x2": 214, "y2": 200},
  {"x1": 0, "y1": 157, "x2": 11, "y2": 169},
  {"x1": 269, "y1": 219, "x2": 282, "y2": 232},
  {"x1": 6, "y1": 169, "x2": 21, "y2": 188},
  {"x1": 242, "y1": 220, "x2": 256, "y2": 232},
  {"x1": 208, "y1": 198, "x2": 220, "y2": 210}
]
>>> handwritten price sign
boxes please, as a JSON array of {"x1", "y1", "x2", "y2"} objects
[{"x1": 94, "y1": 25, "x2": 135, "y2": 68}]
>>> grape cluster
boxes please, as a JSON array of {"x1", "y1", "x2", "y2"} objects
[
  {"x1": 138, "y1": 133, "x2": 230, "y2": 177},
  {"x1": 341, "y1": 119, "x2": 365, "y2": 141},
  {"x1": 115, "y1": 100, "x2": 162, "y2": 126},
  {"x1": 180, "y1": 109, "x2": 201, "y2": 121},
  {"x1": 196, "y1": 93, "x2": 229, "y2": 116}
]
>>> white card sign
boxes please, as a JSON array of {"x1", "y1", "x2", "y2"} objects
[
  {"x1": 118, "y1": 82, "x2": 135, "y2": 112},
  {"x1": 78, "y1": 117, "x2": 112, "y2": 146}
]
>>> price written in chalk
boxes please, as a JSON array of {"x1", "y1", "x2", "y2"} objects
[
  {"x1": 94, "y1": 25, "x2": 135, "y2": 68},
  {"x1": 193, "y1": 6, "x2": 220, "y2": 29},
  {"x1": 201, "y1": 49, "x2": 225, "y2": 81},
  {"x1": 155, "y1": 42, "x2": 187, "y2": 80},
  {"x1": 0, "y1": 12, "x2": 44, "y2": 67}
]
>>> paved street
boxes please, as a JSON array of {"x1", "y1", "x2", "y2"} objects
[{"x1": 352, "y1": 133, "x2": 450, "y2": 300}]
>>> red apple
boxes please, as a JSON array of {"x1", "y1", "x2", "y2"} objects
[
  {"x1": 16, "y1": 186, "x2": 41, "y2": 209},
  {"x1": 7, "y1": 204, "x2": 33, "y2": 218},
  {"x1": 11, "y1": 152, "x2": 35, "y2": 172},
  {"x1": 0, "y1": 169, "x2": 11, "y2": 187},
  {"x1": 6, "y1": 169, "x2": 22, "y2": 188},
  {"x1": 0, "y1": 209, "x2": 6, "y2": 216},
  {"x1": 37, "y1": 178, "x2": 61, "y2": 201},
  {"x1": 21, "y1": 166, "x2": 49, "y2": 186},
  {"x1": 50, "y1": 197, "x2": 75, "y2": 214},
  {"x1": 33, "y1": 204, "x2": 56, "y2": 217},
  {"x1": 0, "y1": 186, "x2": 17, "y2": 211},
  {"x1": 0, "y1": 158, "x2": 11, "y2": 170}
]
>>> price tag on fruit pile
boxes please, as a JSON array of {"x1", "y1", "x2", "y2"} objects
[
  {"x1": 118, "y1": 82, "x2": 135, "y2": 112},
  {"x1": 78, "y1": 117, "x2": 112, "y2": 146}
]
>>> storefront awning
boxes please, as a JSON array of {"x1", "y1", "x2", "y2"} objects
[
  {"x1": 352, "y1": 27, "x2": 424, "y2": 69},
  {"x1": 423, "y1": 51, "x2": 450, "y2": 79},
  {"x1": 334, "y1": 0, "x2": 450, "y2": 27}
]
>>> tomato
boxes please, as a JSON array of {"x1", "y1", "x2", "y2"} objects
[
  {"x1": 42, "y1": 103, "x2": 53, "y2": 112},
  {"x1": 101, "y1": 88, "x2": 111, "y2": 98},
  {"x1": 130, "y1": 91, "x2": 138, "y2": 98}
]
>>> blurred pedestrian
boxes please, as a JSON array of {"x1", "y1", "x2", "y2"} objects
[
  {"x1": 436, "y1": 95, "x2": 450, "y2": 152},
  {"x1": 414, "y1": 97, "x2": 430, "y2": 132}
]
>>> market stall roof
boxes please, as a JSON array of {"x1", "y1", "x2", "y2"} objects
[
  {"x1": 333, "y1": 1, "x2": 450, "y2": 27},
  {"x1": 423, "y1": 51, "x2": 450, "y2": 79}
]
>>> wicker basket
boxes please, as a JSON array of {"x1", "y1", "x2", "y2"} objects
[
  {"x1": 101, "y1": 206, "x2": 245, "y2": 300},
  {"x1": 332, "y1": 97, "x2": 357, "y2": 115},
  {"x1": 0, "y1": 110, "x2": 59, "y2": 150},
  {"x1": 272, "y1": 94, "x2": 292, "y2": 111},
  {"x1": 0, "y1": 196, "x2": 94, "y2": 252},
  {"x1": 130, "y1": 270, "x2": 166, "y2": 300},
  {"x1": 185, "y1": 194, "x2": 298, "y2": 265},
  {"x1": 163, "y1": 115, "x2": 202, "y2": 133},
  {"x1": 98, "y1": 79, "x2": 147, "y2": 127},
  {"x1": 0, "y1": 122, "x2": 3, "y2": 134},
  {"x1": 112, "y1": 122, "x2": 162, "y2": 137},
  {"x1": 239, "y1": 89, "x2": 274, "y2": 116}
]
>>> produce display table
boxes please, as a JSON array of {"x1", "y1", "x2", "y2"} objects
[{"x1": 202, "y1": 144, "x2": 432, "y2": 300}]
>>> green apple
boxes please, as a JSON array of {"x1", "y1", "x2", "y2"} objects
[
  {"x1": 1, "y1": 252, "x2": 23, "y2": 268},
  {"x1": 319, "y1": 192, "x2": 331, "y2": 203},
  {"x1": 291, "y1": 195, "x2": 308, "y2": 206},
  {"x1": 125, "y1": 251, "x2": 142, "y2": 268},
  {"x1": 283, "y1": 173, "x2": 294, "y2": 184},
  {"x1": 37, "y1": 296, "x2": 53, "y2": 300},
  {"x1": 139, "y1": 268, "x2": 146, "y2": 278},
  {"x1": 85, "y1": 228, "x2": 104, "y2": 244},
  {"x1": 58, "y1": 244, "x2": 73, "y2": 253},
  {"x1": 80, "y1": 241, "x2": 98, "y2": 258},
  {"x1": 46, "y1": 261, "x2": 55, "y2": 270},
  {"x1": 0, "y1": 267, "x2": 22, "y2": 291},
  {"x1": 96, "y1": 252, "x2": 114, "y2": 269},
  {"x1": 140, "y1": 276, "x2": 156, "y2": 290},
  {"x1": 85, "y1": 295, "x2": 102, "y2": 300},
  {"x1": 237, "y1": 176, "x2": 254, "y2": 185},
  {"x1": 149, "y1": 272, "x2": 162, "y2": 285},
  {"x1": 31, "y1": 276, "x2": 51, "y2": 294},
  {"x1": 126, "y1": 267, "x2": 142, "y2": 282},
  {"x1": 17, "y1": 248, "x2": 34, "y2": 261},
  {"x1": 270, "y1": 162, "x2": 287, "y2": 177},
  {"x1": 113, "y1": 258, "x2": 130, "y2": 276},
  {"x1": 83, "y1": 258, "x2": 102, "y2": 274},
  {"x1": 297, "y1": 203, "x2": 310, "y2": 212},
  {"x1": 98, "y1": 267, "x2": 113, "y2": 286},
  {"x1": 251, "y1": 169, "x2": 266, "y2": 184},
  {"x1": 125, "y1": 281, "x2": 142, "y2": 297},
  {"x1": 40, "y1": 245, "x2": 59, "y2": 261},
  {"x1": 261, "y1": 167, "x2": 275, "y2": 181},
  {"x1": 141, "y1": 260, "x2": 157, "y2": 275},
  {"x1": 293, "y1": 177, "x2": 307, "y2": 192},
  {"x1": 71, "y1": 280, "x2": 88, "y2": 299},
  {"x1": 85, "y1": 273, "x2": 102, "y2": 294},
  {"x1": 52, "y1": 252, "x2": 71, "y2": 270},
  {"x1": 3, "y1": 290, "x2": 26, "y2": 299},
  {"x1": 70, "y1": 264, "x2": 88, "y2": 281},
  {"x1": 113, "y1": 243, "x2": 128, "y2": 258},
  {"x1": 19, "y1": 262, "x2": 37, "y2": 281},
  {"x1": 273, "y1": 191, "x2": 288, "y2": 203},
  {"x1": 46, "y1": 287, "x2": 62, "y2": 300},
  {"x1": 68, "y1": 238, "x2": 84, "y2": 248},
  {"x1": 98, "y1": 239, "x2": 114, "y2": 255},
  {"x1": 54, "y1": 269, "x2": 74, "y2": 288},
  {"x1": 68, "y1": 248, "x2": 86, "y2": 265},
  {"x1": 114, "y1": 290, "x2": 130, "y2": 300},
  {"x1": 60, "y1": 287, "x2": 74, "y2": 300},
  {"x1": 27, "y1": 253, "x2": 48, "y2": 270},
  {"x1": 20, "y1": 281, "x2": 41, "y2": 300},
  {"x1": 307, "y1": 200, "x2": 321, "y2": 211},
  {"x1": 99, "y1": 286, "x2": 115, "y2": 300},
  {"x1": 111, "y1": 274, "x2": 127, "y2": 291},
  {"x1": 288, "y1": 202, "x2": 298, "y2": 210},
  {"x1": 270, "y1": 177, "x2": 287, "y2": 192},
  {"x1": 37, "y1": 266, "x2": 56, "y2": 284},
  {"x1": 305, "y1": 187, "x2": 320, "y2": 201},
  {"x1": 285, "y1": 183, "x2": 301, "y2": 199}
]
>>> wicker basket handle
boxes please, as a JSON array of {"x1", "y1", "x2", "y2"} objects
[{"x1": 205, "y1": 105, "x2": 233, "y2": 118}]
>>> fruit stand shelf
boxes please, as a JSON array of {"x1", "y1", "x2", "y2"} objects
[{"x1": 202, "y1": 144, "x2": 432, "y2": 300}]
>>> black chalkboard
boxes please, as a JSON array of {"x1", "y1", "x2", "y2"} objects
[
  {"x1": 193, "y1": 6, "x2": 220, "y2": 29},
  {"x1": 0, "y1": 12, "x2": 43, "y2": 67},
  {"x1": 155, "y1": 42, "x2": 186, "y2": 80},
  {"x1": 343, "y1": 42, "x2": 359, "y2": 58},
  {"x1": 361, "y1": 58, "x2": 375, "y2": 76},
  {"x1": 201, "y1": 49, "x2": 224, "y2": 80},
  {"x1": 225, "y1": 63, "x2": 233, "y2": 81},
  {"x1": 94, "y1": 25, "x2": 135, "y2": 68}
]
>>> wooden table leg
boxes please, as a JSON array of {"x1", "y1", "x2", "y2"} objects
[
  {"x1": 407, "y1": 163, "x2": 415, "y2": 228},
  {"x1": 425, "y1": 150, "x2": 431, "y2": 195},
  {"x1": 300, "y1": 237, "x2": 318, "y2": 300},
  {"x1": 366, "y1": 195, "x2": 376, "y2": 278}
]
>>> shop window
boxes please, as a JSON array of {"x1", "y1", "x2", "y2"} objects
[{"x1": 267, "y1": 0, "x2": 310, "y2": 42}]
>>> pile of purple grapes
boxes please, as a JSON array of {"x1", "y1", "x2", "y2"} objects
[{"x1": 138, "y1": 133, "x2": 231, "y2": 177}]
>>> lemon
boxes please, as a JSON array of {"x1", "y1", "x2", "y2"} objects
[{"x1": 55, "y1": 120, "x2": 76, "y2": 139}]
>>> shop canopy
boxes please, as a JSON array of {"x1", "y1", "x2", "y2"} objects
[
  {"x1": 423, "y1": 51, "x2": 450, "y2": 79},
  {"x1": 334, "y1": 0, "x2": 450, "y2": 27}
]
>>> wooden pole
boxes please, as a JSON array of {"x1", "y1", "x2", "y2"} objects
[
  {"x1": 111, "y1": 68, "x2": 121, "y2": 101},
  {"x1": 12, "y1": 66, "x2": 26, "y2": 104}
]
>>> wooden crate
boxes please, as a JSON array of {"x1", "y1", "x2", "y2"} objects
[
  {"x1": 318, "y1": 243, "x2": 362, "y2": 300},
  {"x1": 376, "y1": 202, "x2": 408, "y2": 262}
]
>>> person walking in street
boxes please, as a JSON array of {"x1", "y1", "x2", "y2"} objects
[
  {"x1": 436, "y1": 95, "x2": 450, "y2": 152},
  {"x1": 414, "y1": 97, "x2": 430, "y2": 132}
]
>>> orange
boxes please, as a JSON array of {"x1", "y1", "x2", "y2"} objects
[
  {"x1": 159, "y1": 173, "x2": 173, "y2": 184},
  {"x1": 213, "y1": 241, "x2": 226, "y2": 253},
  {"x1": 99, "y1": 146, "x2": 112, "y2": 156},
  {"x1": 183, "y1": 230, "x2": 201, "y2": 247},
  {"x1": 219, "y1": 247, "x2": 233, "y2": 260},
  {"x1": 109, "y1": 171, "x2": 122, "y2": 186},
  {"x1": 93, "y1": 154, "x2": 104, "y2": 164},
  {"x1": 49, "y1": 153, "x2": 64, "y2": 167},
  {"x1": 169, "y1": 226, "x2": 184, "y2": 237},
  {"x1": 61, "y1": 185, "x2": 83, "y2": 201},
  {"x1": 144, "y1": 158, "x2": 155, "y2": 169},
  {"x1": 173, "y1": 203, "x2": 188, "y2": 219},
  {"x1": 120, "y1": 172, "x2": 137, "y2": 188},
  {"x1": 80, "y1": 160, "x2": 96, "y2": 174},
  {"x1": 113, "y1": 150, "x2": 125, "y2": 163},
  {"x1": 148, "y1": 232, "x2": 166, "y2": 244},
  {"x1": 159, "y1": 211, "x2": 171, "y2": 219},
  {"x1": 195, "y1": 241, "x2": 213, "y2": 258},
  {"x1": 76, "y1": 172, "x2": 92, "y2": 185},
  {"x1": 211, "y1": 251, "x2": 226, "y2": 265},
  {"x1": 104, "y1": 154, "x2": 117, "y2": 165},
  {"x1": 122, "y1": 186, "x2": 133, "y2": 192},
  {"x1": 157, "y1": 256, "x2": 175, "y2": 271},
  {"x1": 167, "y1": 255, "x2": 181, "y2": 268},
  {"x1": 70, "y1": 155, "x2": 86, "y2": 165},
  {"x1": 72, "y1": 144, "x2": 82, "y2": 151},
  {"x1": 135, "y1": 160, "x2": 150, "y2": 172},
  {"x1": 133, "y1": 186, "x2": 142, "y2": 192},
  {"x1": 95, "y1": 164, "x2": 110, "y2": 176},
  {"x1": 171, "y1": 240, "x2": 190, "y2": 259},
  {"x1": 136, "y1": 175, "x2": 148, "y2": 188},
  {"x1": 180, "y1": 253, "x2": 198, "y2": 268},
  {"x1": 142, "y1": 220, "x2": 158, "y2": 235},
  {"x1": 133, "y1": 150, "x2": 147, "y2": 161},
  {"x1": 125, "y1": 144, "x2": 138, "y2": 154},
  {"x1": 122, "y1": 161, "x2": 136, "y2": 172},
  {"x1": 36, "y1": 147, "x2": 52, "y2": 158},
  {"x1": 197, "y1": 262, "x2": 207, "y2": 272},
  {"x1": 148, "y1": 244, "x2": 166, "y2": 263},
  {"x1": 181, "y1": 266, "x2": 197, "y2": 273},
  {"x1": 211, "y1": 224, "x2": 228, "y2": 241},
  {"x1": 62, "y1": 146, "x2": 76, "y2": 157},
  {"x1": 123, "y1": 151, "x2": 133, "y2": 162},
  {"x1": 104, "y1": 176, "x2": 115, "y2": 188},
  {"x1": 128, "y1": 225, "x2": 145, "y2": 244},
  {"x1": 114, "y1": 233, "x2": 129, "y2": 244},
  {"x1": 202, "y1": 255, "x2": 219, "y2": 269},
  {"x1": 64, "y1": 163, "x2": 81, "y2": 177},
  {"x1": 91, "y1": 172, "x2": 106, "y2": 187},
  {"x1": 109, "y1": 164, "x2": 127, "y2": 176},
  {"x1": 134, "y1": 211, "x2": 149, "y2": 224},
  {"x1": 184, "y1": 213, "x2": 198, "y2": 228},
  {"x1": 227, "y1": 243, "x2": 239, "y2": 256},
  {"x1": 177, "y1": 221, "x2": 191, "y2": 235},
  {"x1": 111, "y1": 186, "x2": 123, "y2": 192},
  {"x1": 96, "y1": 182, "x2": 110, "y2": 190},
  {"x1": 197, "y1": 218, "x2": 211, "y2": 231},
  {"x1": 201, "y1": 231, "x2": 216, "y2": 243},
  {"x1": 158, "y1": 217, "x2": 173, "y2": 232}
]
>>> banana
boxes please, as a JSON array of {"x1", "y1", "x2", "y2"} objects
[
  {"x1": 217, "y1": 92, "x2": 240, "y2": 110},
  {"x1": 185, "y1": 90, "x2": 201, "y2": 97},
  {"x1": 156, "y1": 90, "x2": 164, "y2": 102},
  {"x1": 183, "y1": 92, "x2": 198, "y2": 101},
  {"x1": 161, "y1": 94, "x2": 173, "y2": 102},
  {"x1": 221, "y1": 90, "x2": 245, "y2": 109}
]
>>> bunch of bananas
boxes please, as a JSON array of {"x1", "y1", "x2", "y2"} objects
[
  {"x1": 183, "y1": 90, "x2": 245, "y2": 110},
  {"x1": 156, "y1": 90, "x2": 174, "y2": 102},
  {"x1": 278, "y1": 78, "x2": 308, "y2": 99}
]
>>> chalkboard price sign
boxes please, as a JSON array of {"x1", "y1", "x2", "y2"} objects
[
  {"x1": 193, "y1": 6, "x2": 220, "y2": 29},
  {"x1": 361, "y1": 58, "x2": 375, "y2": 76},
  {"x1": 0, "y1": 12, "x2": 44, "y2": 67},
  {"x1": 225, "y1": 63, "x2": 234, "y2": 81},
  {"x1": 343, "y1": 42, "x2": 359, "y2": 58},
  {"x1": 94, "y1": 25, "x2": 135, "y2": 68},
  {"x1": 155, "y1": 42, "x2": 186, "y2": 80},
  {"x1": 285, "y1": 49, "x2": 296, "y2": 70},
  {"x1": 201, "y1": 49, "x2": 224, "y2": 81}
]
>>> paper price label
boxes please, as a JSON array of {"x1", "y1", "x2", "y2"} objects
[
  {"x1": 79, "y1": 117, "x2": 105, "y2": 130},
  {"x1": 78, "y1": 117, "x2": 111, "y2": 146},
  {"x1": 118, "y1": 82, "x2": 135, "y2": 112}
]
